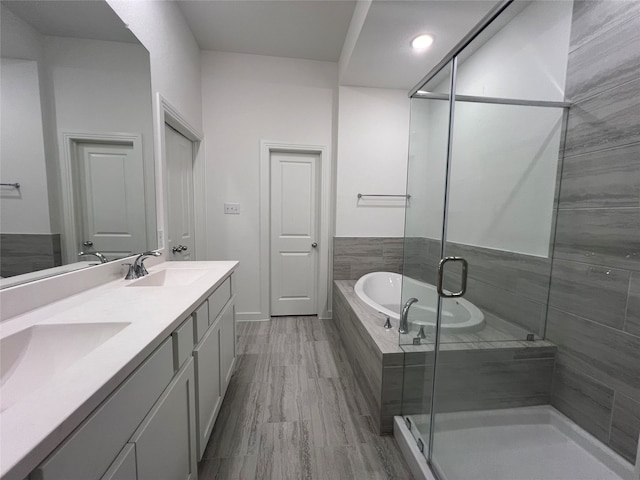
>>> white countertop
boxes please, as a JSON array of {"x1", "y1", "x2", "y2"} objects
[{"x1": 0, "y1": 260, "x2": 238, "y2": 480}]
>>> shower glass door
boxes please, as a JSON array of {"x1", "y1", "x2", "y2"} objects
[
  {"x1": 400, "y1": 60, "x2": 454, "y2": 454},
  {"x1": 421, "y1": 1, "x2": 572, "y2": 479},
  {"x1": 401, "y1": 1, "x2": 573, "y2": 477}
]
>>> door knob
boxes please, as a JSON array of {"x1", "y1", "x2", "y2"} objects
[
  {"x1": 311, "y1": 242, "x2": 318, "y2": 248},
  {"x1": 83, "y1": 241, "x2": 93, "y2": 247},
  {"x1": 171, "y1": 246, "x2": 181, "y2": 253},
  {"x1": 181, "y1": 245, "x2": 188, "y2": 252}
]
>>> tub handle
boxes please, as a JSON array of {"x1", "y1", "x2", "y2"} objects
[{"x1": 437, "y1": 257, "x2": 468, "y2": 298}]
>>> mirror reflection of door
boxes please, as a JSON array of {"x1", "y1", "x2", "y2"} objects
[
  {"x1": 75, "y1": 141, "x2": 147, "y2": 260},
  {"x1": 165, "y1": 124, "x2": 195, "y2": 261}
]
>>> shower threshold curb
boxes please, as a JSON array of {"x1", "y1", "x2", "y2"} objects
[{"x1": 394, "y1": 416, "x2": 436, "y2": 480}]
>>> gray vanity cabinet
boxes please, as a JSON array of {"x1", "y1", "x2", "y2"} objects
[
  {"x1": 193, "y1": 318, "x2": 222, "y2": 459},
  {"x1": 193, "y1": 275, "x2": 235, "y2": 460},
  {"x1": 29, "y1": 272, "x2": 236, "y2": 480},
  {"x1": 99, "y1": 444, "x2": 136, "y2": 480},
  {"x1": 219, "y1": 302, "x2": 236, "y2": 394},
  {"x1": 130, "y1": 358, "x2": 197, "y2": 480}
]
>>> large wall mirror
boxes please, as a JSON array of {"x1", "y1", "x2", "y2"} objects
[{"x1": 0, "y1": 0, "x2": 157, "y2": 289}]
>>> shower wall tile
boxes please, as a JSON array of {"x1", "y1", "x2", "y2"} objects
[
  {"x1": 566, "y1": 13, "x2": 640, "y2": 102},
  {"x1": 433, "y1": 354, "x2": 554, "y2": 413},
  {"x1": 550, "y1": 355, "x2": 614, "y2": 445},
  {"x1": 333, "y1": 237, "x2": 403, "y2": 281},
  {"x1": 625, "y1": 274, "x2": 640, "y2": 337},
  {"x1": 564, "y1": 78, "x2": 640, "y2": 157},
  {"x1": 569, "y1": 1, "x2": 640, "y2": 53},
  {"x1": 610, "y1": 393, "x2": 640, "y2": 464},
  {"x1": 548, "y1": 259, "x2": 630, "y2": 330},
  {"x1": 553, "y1": 207, "x2": 640, "y2": 272},
  {"x1": 558, "y1": 143, "x2": 640, "y2": 209},
  {"x1": 465, "y1": 277, "x2": 546, "y2": 337},
  {"x1": 545, "y1": 307, "x2": 640, "y2": 401}
]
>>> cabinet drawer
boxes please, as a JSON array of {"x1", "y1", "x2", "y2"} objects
[
  {"x1": 208, "y1": 276, "x2": 231, "y2": 324},
  {"x1": 33, "y1": 339, "x2": 174, "y2": 480},
  {"x1": 172, "y1": 316, "x2": 194, "y2": 371},
  {"x1": 193, "y1": 301, "x2": 209, "y2": 343},
  {"x1": 100, "y1": 444, "x2": 136, "y2": 480}
]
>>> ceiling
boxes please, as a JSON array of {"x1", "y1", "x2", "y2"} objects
[
  {"x1": 177, "y1": 0, "x2": 499, "y2": 91},
  {"x1": 2, "y1": 0, "x2": 139, "y2": 44}
]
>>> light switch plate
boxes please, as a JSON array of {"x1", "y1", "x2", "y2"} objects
[{"x1": 224, "y1": 203, "x2": 240, "y2": 214}]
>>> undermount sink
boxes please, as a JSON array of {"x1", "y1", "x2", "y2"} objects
[
  {"x1": 127, "y1": 269, "x2": 208, "y2": 287},
  {"x1": 0, "y1": 322, "x2": 130, "y2": 412}
]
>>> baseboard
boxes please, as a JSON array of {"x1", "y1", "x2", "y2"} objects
[{"x1": 236, "y1": 312, "x2": 270, "y2": 322}]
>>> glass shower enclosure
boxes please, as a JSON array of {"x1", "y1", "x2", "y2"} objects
[{"x1": 400, "y1": 1, "x2": 575, "y2": 478}]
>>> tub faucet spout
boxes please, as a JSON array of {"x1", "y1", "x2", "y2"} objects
[{"x1": 400, "y1": 297, "x2": 418, "y2": 334}]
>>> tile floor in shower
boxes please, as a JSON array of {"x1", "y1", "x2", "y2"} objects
[{"x1": 405, "y1": 406, "x2": 636, "y2": 480}]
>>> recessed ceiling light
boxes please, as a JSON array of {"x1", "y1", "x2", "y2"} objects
[{"x1": 411, "y1": 34, "x2": 434, "y2": 50}]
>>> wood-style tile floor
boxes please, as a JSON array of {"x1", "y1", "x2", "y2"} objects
[{"x1": 198, "y1": 316, "x2": 414, "y2": 480}]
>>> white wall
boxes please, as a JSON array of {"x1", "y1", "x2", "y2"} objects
[
  {"x1": 106, "y1": 0, "x2": 203, "y2": 251},
  {"x1": 106, "y1": 1, "x2": 202, "y2": 132},
  {"x1": 0, "y1": 59, "x2": 51, "y2": 234},
  {"x1": 455, "y1": 1, "x2": 573, "y2": 102},
  {"x1": 335, "y1": 86, "x2": 410, "y2": 237},
  {"x1": 409, "y1": 1, "x2": 572, "y2": 257},
  {"x1": 201, "y1": 51, "x2": 336, "y2": 319},
  {"x1": 1, "y1": 5, "x2": 55, "y2": 235}
]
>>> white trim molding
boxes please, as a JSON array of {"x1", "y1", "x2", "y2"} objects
[
  {"x1": 259, "y1": 140, "x2": 332, "y2": 320},
  {"x1": 156, "y1": 93, "x2": 206, "y2": 260}
]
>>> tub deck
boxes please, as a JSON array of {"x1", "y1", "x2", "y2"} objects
[{"x1": 333, "y1": 280, "x2": 557, "y2": 435}]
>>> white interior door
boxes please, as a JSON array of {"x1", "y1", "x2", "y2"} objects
[
  {"x1": 270, "y1": 151, "x2": 319, "y2": 316},
  {"x1": 165, "y1": 124, "x2": 195, "y2": 261},
  {"x1": 76, "y1": 142, "x2": 147, "y2": 259}
]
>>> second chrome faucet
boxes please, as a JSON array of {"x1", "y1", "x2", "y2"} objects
[{"x1": 125, "y1": 251, "x2": 162, "y2": 280}]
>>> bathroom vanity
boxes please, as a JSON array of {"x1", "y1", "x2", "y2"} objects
[{"x1": 0, "y1": 261, "x2": 238, "y2": 480}]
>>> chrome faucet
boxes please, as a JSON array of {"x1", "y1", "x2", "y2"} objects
[
  {"x1": 78, "y1": 251, "x2": 108, "y2": 264},
  {"x1": 400, "y1": 297, "x2": 418, "y2": 334},
  {"x1": 125, "y1": 251, "x2": 162, "y2": 279}
]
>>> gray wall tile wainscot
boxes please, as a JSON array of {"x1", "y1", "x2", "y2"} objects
[
  {"x1": 404, "y1": 237, "x2": 552, "y2": 338},
  {"x1": 333, "y1": 237, "x2": 403, "y2": 281},
  {"x1": 548, "y1": 1, "x2": 640, "y2": 464},
  {"x1": 0, "y1": 233, "x2": 62, "y2": 278}
]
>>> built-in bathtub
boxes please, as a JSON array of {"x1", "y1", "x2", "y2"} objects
[
  {"x1": 354, "y1": 271, "x2": 485, "y2": 333},
  {"x1": 333, "y1": 275, "x2": 558, "y2": 435}
]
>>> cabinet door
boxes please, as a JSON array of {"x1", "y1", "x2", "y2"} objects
[
  {"x1": 193, "y1": 320, "x2": 221, "y2": 460},
  {"x1": 130, "y1": 358, "x2": 197, "y2": 480},
  {"x1": 219, "y1": 301, "x2": 236, "y2": 395},
  {"x1": 100, "y1": 444, "x2": 136, "y2": 480}
]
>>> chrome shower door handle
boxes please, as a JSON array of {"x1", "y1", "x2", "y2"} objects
[{"x1": 437, "y1": 257, "x2": 468, "y2": 298}]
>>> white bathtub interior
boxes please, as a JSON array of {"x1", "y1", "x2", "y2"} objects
[
  {"x1": 403, "y1": 406, "x2": 637, "y2": 480},
  {"x1": 354, "y1": 271, "x2": 485, "y2": 333}
]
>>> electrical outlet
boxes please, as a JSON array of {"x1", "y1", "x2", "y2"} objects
[{"x1": 224, "y1": 203, "x2": 240, "y2": 214}]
